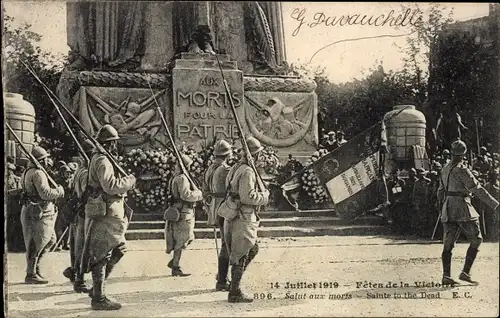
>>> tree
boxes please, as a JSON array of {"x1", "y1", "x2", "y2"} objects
[{"x1": 3, "y1": 12, "x2": 77, "y2": 162}]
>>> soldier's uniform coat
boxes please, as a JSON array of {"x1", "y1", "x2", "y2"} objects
[
  {"x1": 82, "y1": 152, "x2": 135, "y2": 272},
  {"x1": 437, "y1": 162, "x2": 499, "y2": 248},
  {"x1": 203, "y1": 158, "x2": 231, "y2": 226},
  {"x1": 223, "y1": 161, "x2": 268, "y2": 265},
  {"x1": 165, "y1": 173, "x2": 203, "y2": 254},
  {"x1": 20, "y1": 164, "x2": 64, "y2": 257}
]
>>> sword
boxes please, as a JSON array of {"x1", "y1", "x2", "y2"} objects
[
  {"x1": 431, "y1": 203, "x2": 441, "y2": 240},
  {"x1": 51, "y1": 226, "x2": 69, "y2": 252}
]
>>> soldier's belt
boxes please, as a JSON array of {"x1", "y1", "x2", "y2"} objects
[
  {"x1": 172, "y1": 199, "x2": 195, "y2": 209},
  {"x1": 445, "y1": 191, "x2": 468, "y2": 197},
  {"x1": 209, "y1": 193, "x2": 226, "y2": 198}
]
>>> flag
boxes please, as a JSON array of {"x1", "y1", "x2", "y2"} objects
[{"x1": 311, "y1": 122, "x2": 389, "y2": 220}]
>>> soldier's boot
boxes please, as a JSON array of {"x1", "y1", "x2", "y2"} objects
[
  {"x1": 36, "y1": 247, "x2": 49, "y2": 280},
  {"x1": 105, "y1": 246, "x2": 125, "y2": 279},
  {"x1": 172, "y1": 266, "x2": 191, "y2": 277},
  {"x1": 215, "y1": 257, "x2": 230, "y2": 291},
  {"x1": 459, "y1": 247, "x2": 479, "y2": 285},
  {"x1": 441, "y1": 250, "x2": 457, "y2": 286},
  {"x1": 244, "y1": 244, "x2": 259, "y2": 271},
  {"x1": 63, "y1": 267, "x2": 75, "y2": 283},
  {"x1": 228, "y1": 259, "x2": 253, "y2": 303},
  {"x1": 171, "y1": 250, "x2": 190, "y2": 277},
  {"x1": 25, "y1": 257, "x2": 48, "y2": 284},
  {"x1": 91, "y1": 262, "x2": 121, "y2": 311},
  {"x1": 74, "y1": 272, "x2": 90, "y2": 293}
]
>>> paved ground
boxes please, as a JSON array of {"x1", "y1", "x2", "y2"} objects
[{"x1": 5, "y1": 236, "x2": 499, "y2": 317}]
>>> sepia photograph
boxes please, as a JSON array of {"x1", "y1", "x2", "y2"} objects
[{"x1": 3, "y1": 1, "x2": 499, "y2": 317}]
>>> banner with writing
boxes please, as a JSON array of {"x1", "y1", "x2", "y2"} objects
[{"x1": 312, "y1": 123, "x2": 388, "y2": 219}]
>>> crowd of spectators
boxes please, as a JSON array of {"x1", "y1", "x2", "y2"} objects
[{"x1": 387, "y1": 146, "x2": 499, "y2": 241}]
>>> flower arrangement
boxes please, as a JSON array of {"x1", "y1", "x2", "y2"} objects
[
  {"x1": 118, "y1": 148, "x2": 176, "y2": 212},
  {"x1": 256, "y1": 146, "x2": 282, "y2": 176},
  {"x1": 301, "y1": 149, "x2": 330, "y2": 205},
  {"x1": 115, "y1": 141, "x2": 283, "y2": 212}
]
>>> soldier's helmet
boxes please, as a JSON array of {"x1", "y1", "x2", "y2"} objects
[
  {"x1": 451, "y1": 140, "x2": 467, "y2": 156},
  {"x1": 247, "y1": 136, "x2": 264, "y2": 155},
  {"x1": 442, "y1": 149, "x2": 450, "y2": 155},
  {"x1": 179, "y1": 153, "x2": 193, "y2": 169},
  {"x1": 32, "y1": 146, "x2": 49, "y2": 161},
  {"x1": 96, "y1": 124, "x2": 120, "y2": 142},
  {"x1": 409, "y1": 168, "x2": 417, "y2": 175},
  {"x1": 213, "y1": 140, "x2": 232, "y2": 156}
]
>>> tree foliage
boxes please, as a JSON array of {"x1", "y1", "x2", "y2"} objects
[{"x1": 3, "y1": 12, "x2": 77, "y2": 162}]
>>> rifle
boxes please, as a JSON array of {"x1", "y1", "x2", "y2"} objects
[
  {"x1": 144, "y1": 75, "x2": 198, "y2": 190},
  {"x1": 214, "y1": 55, "x2": 266, "y2": 193},
  {"x1": 6, "y1": 123, "x2": 58, "y2": 188},
  {"x1": 18, "y1": 59, "x2": 127, "y2": 177}
]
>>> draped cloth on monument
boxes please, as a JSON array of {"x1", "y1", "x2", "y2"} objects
[
  {"x1": 172, "y1": 1, "x2": 199, "y2": 53},
  {"x1": 67, "y1": 1, "x2": 145, "y2": 67}
]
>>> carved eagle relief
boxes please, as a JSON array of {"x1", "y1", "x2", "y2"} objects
[{"x1": 244, "y1": 94, "x2": 314, "y2": 147}]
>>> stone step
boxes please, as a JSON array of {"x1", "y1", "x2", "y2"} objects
[
  {"x1": 131, "y1": 209, "x2": 335, "y2": 221},
  {"x1": 128, "y1": 216, "x2": 386, "y2": 230},
  {"x1": 125, "y1": 225, "x2": 391, "y2": 240}
]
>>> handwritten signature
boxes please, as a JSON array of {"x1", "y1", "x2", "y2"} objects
[{"x1": 290, "y1": 8, "x2": 423, "y2": 37}]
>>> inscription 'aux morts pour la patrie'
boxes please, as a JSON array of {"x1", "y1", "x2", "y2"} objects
[{"x1": 175, "y1": 76, "x2": 242, "y2": 140}]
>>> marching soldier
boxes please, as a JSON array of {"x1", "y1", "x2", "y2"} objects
[
  {"x1": 83, "y1": 125, "x2": 136, "y2": 310},
  {"x1": 62, "y1": 139, "x2": 94, "y2": 293},
  {"x1": 223, "y1": 137, "x2": 270, "y2": 303},
  {"x1": 20, "y1": 146, "x2": 65, "y2": 284},
  {"x1": 203, "y1": 140, "x2": 233, "y2": 291},
  {"x1": 437, "y1": 140, "x2": 499, "y2": 286},
  {"x1": 165, "y1": 153, "x2": 203, "y2": 276}
]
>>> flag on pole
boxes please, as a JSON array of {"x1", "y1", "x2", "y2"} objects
[{"x1": 311, "y1": 122, "x2": 389, "y2": 219}]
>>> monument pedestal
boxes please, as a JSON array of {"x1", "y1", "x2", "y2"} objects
[{"x1": 172, "y1": 53, "x2": 245, "y2": 150}]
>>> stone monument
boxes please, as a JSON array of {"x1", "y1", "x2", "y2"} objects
[{"x1": 57, "y1": 1, "x2": 318, "y2": 161}]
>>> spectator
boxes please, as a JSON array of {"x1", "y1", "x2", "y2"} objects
[
  {"x1": 336, "y1": 131, "x2": 347, "y2": 146},
  {"x1": 322, "y1": 131, "x2": 338, "y2": 152}
]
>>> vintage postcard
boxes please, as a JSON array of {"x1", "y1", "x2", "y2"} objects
[{"x1": 3, "y1": 1, "x2": 499, "y2": 317}]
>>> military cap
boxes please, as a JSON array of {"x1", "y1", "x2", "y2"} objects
[
  {"x1": 32, "y1": 146, "x2": 49, "y2": 161},
  {"x1": 430, "y1": 171, "x2": 438, "y2": 176},
  {"x1": 337, "y1": 131, "x2": 344, "y2": 135},
  {"x1": 417, "y1": 168, "x2": 426, "y2": 173},
  {"x1": 442, "y1": 149, "x2": 450, "y2": 155},
  {"x1": 246, "y1": 136, "x2": 264, "y2": 155},
  {"x1": 96, "y1": 124, "x2": 120, "y2": 142},
  {"x1": 451, "y1": 140, "x2": 467, "y2": 156},
  {"x1": 213, "y1": 139, "x2": 232, "y2": 156},
  {"x1": 67, "y1": 162, "x2": 78, "y2": 172},
  {"x1": 480, "y1": 146, "x2": 487, "y2": 152},
  {"x1": 409, "y1": 168, "x2": 417, "y2": 174}
]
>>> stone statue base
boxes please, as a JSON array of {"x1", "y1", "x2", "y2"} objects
[{"x1": 57, "y1": 54, "x2": 318, "y2": 163}]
